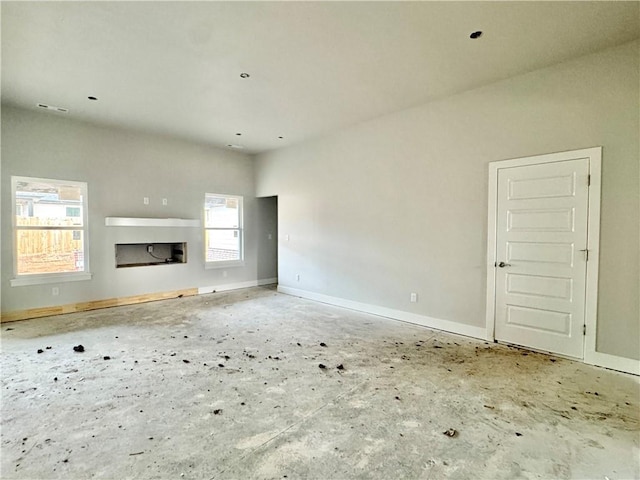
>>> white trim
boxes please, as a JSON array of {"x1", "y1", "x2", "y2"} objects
[
  {"x1": 197, "y1": 277, "x2": 277, "y2": 295},
  {"x1": 581, "y1": 150, "x2": 604, "y2": 369},
  {"x1": 484, "y1": 147, "x2": 640, "y2": 375},
  {"x1": 278, "y1": 286, "x2": 487, "y2": 340},
  {"x1": 205, "y1": 261, "x2": 245, "y2": 269},
  {"x1": 105, "y1": 217, "x2": 200, "y2": 227},
  {"x1": 485, "y1": 161, "x2": 500, "y2": 342},
  {"x1": 585, "y1": 351, "x2": 640, "y2": 376},
  {"x1": 10, "y1": 272, "x2": 93, "y2": 287}
]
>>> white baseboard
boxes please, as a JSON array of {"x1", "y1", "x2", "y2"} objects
[
  {"x1": 198, "y1": 278, "x2": 277, "y2": 295},
  {"x1": 278, "y1": 285, "x2": 488, "y2": 341},
  {"x1": 279, "y1": 286, "x2": 639, "y2": 377},
  {"x1": 585, "y1": 350, "x2": 640, "y2": 376}
]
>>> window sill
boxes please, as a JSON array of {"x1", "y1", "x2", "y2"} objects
[
  {"x1": 205, "y1": 261, "x2": 245, "y2": 270},
  {"x1": 11, "y1": 272, "x2": 93, "y2": 287}
]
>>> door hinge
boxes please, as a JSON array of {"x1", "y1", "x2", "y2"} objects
[
  {"x1": 587, "y1": 174, "x2": 591, "y2": 186},
  {"x1": 583, "y1": 324, "x2": 586, "y2": 336}
]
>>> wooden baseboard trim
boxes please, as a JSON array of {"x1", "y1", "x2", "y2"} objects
[{"x1": 0, "y1": 288, "x2": 199, "y2": 323}]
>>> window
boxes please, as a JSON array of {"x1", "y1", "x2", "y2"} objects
[
  {"x1": 11, "y1": 176, "x2": 91, "y2": 286},
  {"x1": 204, "y1": 193, "x2": 243, "y2": 267},
  {"x1": 66, "y1": 206, "x2": 81, "y2": 217}
]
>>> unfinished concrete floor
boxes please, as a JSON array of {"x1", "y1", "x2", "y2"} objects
[{"x1": 1, "y1": 286, "x2": 639, "y2": 480}]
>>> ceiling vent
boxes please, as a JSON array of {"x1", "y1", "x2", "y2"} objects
[{"x1": 37, "y1": 103, "x2": 68, "y2": 113}]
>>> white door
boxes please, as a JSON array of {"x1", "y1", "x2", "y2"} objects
[{"x1": 494, "y1": 157, "x2": 590, "y2": 358}]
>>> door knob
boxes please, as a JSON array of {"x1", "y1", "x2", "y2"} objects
[{"x1": 498, "y1": 262, "x2": 511, "y2": 268}]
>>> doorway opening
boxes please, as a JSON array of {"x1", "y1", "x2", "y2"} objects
[{"x1": 256, "y1": 196, "x2": 278, "y2": 285}]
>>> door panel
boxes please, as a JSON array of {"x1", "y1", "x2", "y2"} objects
[
  {"x1": 506, "y1": 274, "x2": 572, "y2": 300},
  {"x1": 508, "y1": 173, "x2": 576, "y2": 200},
  {"x1": 507, "y1": 208, "x2": 575, "y2": 232},
  {"x1": 495, "y1": 158, "x2": 589, "y2": 358},
  {"x1": 506, "y1": 305, "x2": 571, "y2": 335},
  {"x1": 507, "y1": 242, "x2": 574, "y2": 265}
]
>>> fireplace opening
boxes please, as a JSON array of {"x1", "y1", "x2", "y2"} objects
[{"x1": 115, "y1": 242, "x2": 187, "y2": 268}]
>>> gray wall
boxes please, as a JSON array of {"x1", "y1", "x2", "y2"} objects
[
  {"x1": 255, "y1": 41, "x2": 640, "y2": 361},
  {"x1": 1, "y1": 106, "x2": 272, "y2": 312}
]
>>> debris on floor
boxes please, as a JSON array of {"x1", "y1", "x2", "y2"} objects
[
  {"x1": 103, "y1": 356, "x2": 111, "y2": 360},
  {"x1": 320, "y1": 342, "x2": 327, "y2": 347},
  {"x1": 2, "y1": 287, "x2": 638, "y2": 479},
  {"x1": 37, "y1": 349, "x2": 43, "y2": 354},
  {"x1": 73, "y1": 345, "x2": 85, "y2": 352}
]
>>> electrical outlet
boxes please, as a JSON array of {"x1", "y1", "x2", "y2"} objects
[
  {"x1": 147, "y1": 245, "x2": 154, "y2": 253},
  {"x1": 222, "y1": 270, "x2": 228, "y2": 278},
  {"x1": 410, "y1": 292, "x2": 418, "y2": 303},
  {"x1": 143, "y1": 197, "x2": 149, "y2": 205},
  {"x1": 296, "y1": 274, "x2": 300, "y2": 282},
  {"x1": 52, "y1": 287, "x2": 59, "y2": 296},
  {"x1": 268, "y1": 233, "x2": 272, "y2": 240},
  {"x1": 162, "y1": 198, "x2": 168, "y2": 206}
]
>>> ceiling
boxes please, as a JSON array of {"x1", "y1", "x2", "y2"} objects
[{"x1": 2, "y1": 1, "x2": 639, "y2": 155}]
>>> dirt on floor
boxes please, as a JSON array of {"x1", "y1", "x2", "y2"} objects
[{"x1": 1, "y1": 286, "x2": 639, "y2": 479}]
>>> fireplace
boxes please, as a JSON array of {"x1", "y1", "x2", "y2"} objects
[{"x1": 115, "y1": 242, "x2": 187, "y2": 268}]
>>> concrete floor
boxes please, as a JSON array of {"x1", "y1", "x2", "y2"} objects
[{"x1": 1, "y1": 286, "x2": 638, "y2": 480}]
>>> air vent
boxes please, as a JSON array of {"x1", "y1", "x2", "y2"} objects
[{"x1": 37, "y1": 103, "x2": 69, "y2": 113}]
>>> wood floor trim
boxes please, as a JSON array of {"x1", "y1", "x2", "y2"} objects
[{"x1": 0, "y1": 288, "x2": 199, "y2": 323}]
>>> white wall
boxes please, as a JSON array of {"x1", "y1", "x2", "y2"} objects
[
  {"x1": 1, "y1": 107, "x2": 270, "y2": 312},
  {"x1": 256, "y1": 41, "x2": 640, "y2": 361}
]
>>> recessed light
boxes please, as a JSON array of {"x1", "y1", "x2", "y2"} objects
[
  {"x1": 470, "y1": 31, "x2": 483, "y2": 39},
  {"x1": 239, "y1": 73, "x2": 250, "y2": 79},
  {"x1": 88, "y1": 96, "x2": 98, "y2": 101},
  {"x1": 37, "y1": 103, "x2": 68, "y2": 113}
]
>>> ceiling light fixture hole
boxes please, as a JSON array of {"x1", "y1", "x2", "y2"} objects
[
  {"x1": 470, "y1": 31, "x2": 483, "y2": 39},
  {"x1": 88, "y1": 96, "x2": 98, "y2": 101},
  {"x1": 236, "y1": 133, "x2": 242, "y2": 136},
  {"x1": 240, "y1": 73, "x2": 250, "y2": 79}
]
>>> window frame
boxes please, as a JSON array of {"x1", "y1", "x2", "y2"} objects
[
  {"x1": 204, "y1": 193, "x2": 244, "y2": 269},
  {"x1": 10, "y1": 176, "x2": 92, "y2": 286}
]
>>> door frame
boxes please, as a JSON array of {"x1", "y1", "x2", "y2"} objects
[{"x1": 485, "y1": 147, "x2": 602, "y2": 364}]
